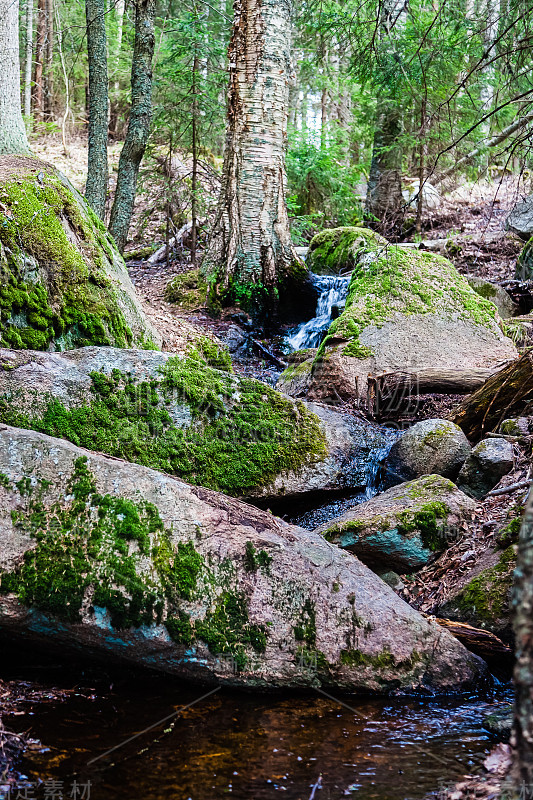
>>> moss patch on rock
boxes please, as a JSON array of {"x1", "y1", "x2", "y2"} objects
[
  {"x1": 164, "y1": 269, "x2": 208, "y2": 310},
  {"x1": 307, "y1": 227, "x2": 387, "y2": 275},
  {"x1": 0, "y1": 350, "x2": 327, "y2": 496},
  {"x1": 455, "y1": 546, "x2": 516, "y2": 625},
  {"x1": 317, "y1": 240, "x2": 501, "y2": 360},
  {"x1": 0, "y1": 458, "x2": 268, "y2": 666},
  {"x1": 0, "y1": 163, "x2": 150, "y2": 351}
]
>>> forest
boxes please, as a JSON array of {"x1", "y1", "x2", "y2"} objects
[{"x1": 0, "y1": 0, "x2": 533, "y2": 797}]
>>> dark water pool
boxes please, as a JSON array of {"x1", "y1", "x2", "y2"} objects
[{"x1": 2, "y1": 650, "x2": 512, "y2": 800}]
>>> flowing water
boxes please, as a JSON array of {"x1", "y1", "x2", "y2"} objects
[
  {"x1": 3, "y1": 650, "x2": 511, "y2": 800},
  {"x1": 287, "y1": 274, "x2": 352, "y2": 351}
]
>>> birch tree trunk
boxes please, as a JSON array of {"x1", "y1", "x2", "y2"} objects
[
  {"x1": 108, "y1": 0, "x2": 156, "y2": 253},
  {"x1": 32, "y1": 0, "x2": 45, "y2": 120},
  {"x1": 365, "y1": 0, "x2": 408, "y2": 228},
  {"x1": 0, "y1": 0, "x2": 31, "y2": 153},
  {"x1": 511, "y1": 488, "x2": 533, "y2": 791},
  {"x1": 203, "y1": 0, "x2": 299, "y2": 319},
  {"x1": 479, "y1": 0, "x2": 499, "y2": 142},
  {"x1": 85, "y1": 0, "x2": 109, "y2": 221}
]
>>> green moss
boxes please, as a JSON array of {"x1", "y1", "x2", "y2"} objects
[
  {"x1": 0, "y1": 355, "x2": 327, "y2": 496},
  {"x1": 456, "y1": 546, "x2": 516, "y2": 623},
  {"x1": 165, "y1": 269, "x2": 208, "y2": 310},
  {"x1": 0, "y1": 472, "x2": 9, "y2": 489},
  {"x1": 307, "y1": 227, "x2": 387, "y2": 275},
  {"x1": 315, "y1": 237, "x2": 501, "y2": 361},
  {"x1": 340, "y1": 648, "x2": 421, "y2": 670},
  {"x1": 293, "y1": 598, "x2": 316, "y2": 646},
  {"x1": 193, "y1": 335, "x2": 232, "y2": 372},
  {"x1": 397, "y1": 501, "x2": 450, "y2": 551},
  {"x1": 244, "y1": 541, "x2": 273, "y2": 573},
  {"x1": 497, "y1": 515, "x2": 523, "y2": 548},
  {"x1": 0, "y1": 172, "x2": 138, "y2": 351},
  {"x1": 1, "y1": 458, "x2": 270, "y2": 662}
]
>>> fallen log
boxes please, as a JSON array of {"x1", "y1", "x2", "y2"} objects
[
  {"x1": 367, "y1": 367, "x2": 496, "y2": 417},
  {"x1": 250, "y1": 338, "x2": 288, "y2": 370},
  {"x1": 429, "y1": 616, "x2": 512, "y2": 662},
  {"x1": 452, "y1": 352, "x2": 533, "y2": 441}
]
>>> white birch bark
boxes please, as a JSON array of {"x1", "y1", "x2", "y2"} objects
[
  {"x1": 203, "y1": 0, "x2": 298, "y2": 309},
  {"x1": 479, "y1": 0, "x2": 499, "y2": 140},
  {"x1": 0, "y1": 0, "x2": 31, "y2": 153}
]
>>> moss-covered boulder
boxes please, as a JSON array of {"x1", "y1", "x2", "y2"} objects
[
  {"x1": 438, "y1": 546, "x2": 516, "y2": 643},
  {"x1": 0, "y1": 424, "x2": 487, "y2": 692},
  {"x1": 457, "y1": 438, "x2": 514, "y2": 499},
  {"x1": 386, "y1": 419, "x2": 471, "y2": 485},
  {"x1": 307, "y1": 227, "x2": 387, "y2": 275},
  {"x1": 0, "y1": 346, "x2": 390, "y2": 501},
  {"x1": 516, "y1": 234, "x2": 533, "y2": 280},
  {"x1": 0, "y1": 156, "x2": 160, "y2": 351},
  {"x1": 165, "y1": 269, "x2": 208, "y2": 310},
  {"x1": 466, "y1": 276, "x2": 518, "y2": 319},
  {"x1": 281, "y1": 232, "x2": 518, "y2": 403},
  {"x1": 315, "y1": 475, "x2": 476, "y2": 573}
]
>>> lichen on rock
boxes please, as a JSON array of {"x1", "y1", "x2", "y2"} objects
[{"x1": 0, "y1": 156, "x2": 160, "y2": 351}]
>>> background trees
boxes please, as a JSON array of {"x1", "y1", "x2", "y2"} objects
[{"x1": 0, "y1": 0, "x2": 30, "y2": 154}]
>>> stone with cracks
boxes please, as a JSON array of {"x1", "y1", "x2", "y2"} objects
[{"x1": 0, "y1": 425, "x2": 486, "y2": 693}]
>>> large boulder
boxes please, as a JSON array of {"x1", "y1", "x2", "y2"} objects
[
  {"x1": 278, "y1": 233, "x2": 517, "y2": 404},
  {"x1": 0, "y1": 426, "x2": 486, "y2": 693},
  {"x1": 386, "y1": 419, "x2": 471, "y2": 484},
  {"x1": 0, "y1": 346, "x2": 391, "y2": 501},
  {"x1": 315, "y1": 475, "x2": 476, "y2": 573},
  {"x1": 505, "y1": 194, "x2": 533, "y2": 241},
  {"x1": 0, "y1": 155, "x2": 160, "y2": 351},
  {"x1": 457, "y1": 438, "x2": 514, "y2": 499}
]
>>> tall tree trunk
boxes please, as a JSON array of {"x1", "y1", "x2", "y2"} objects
[
  {"x1": 43, "y1": 0, "x2": 53, "y2": 119},
  {"x1": 108, "y1": 0, "x2": 156, "y2": 253},
  {"x1": 0, "y1": 0, "x2": 31, "y2": 153},
  {"x1": 365, "y1": 0, "x2": 408, "y2": 228},
  {"x1": 109, "y1": 0, "x2": 125, "y2": 137},
  {"x1": 511, "y1": 490, "x2": 533, "y2": 791},
  {"x1": 32, "y1": 0, "x2": 45, "y2": 120},
  {"x1": 85, "y1": 0, "x2": 109, "y2": 221},
  {"x1": 479, "y1": 0, "x2": 499, "y2": 143},
  {"x1": 202, "y1": 0, "x2": 298, "y2": 319},
  {"x1": 24, "y1": 0, "x2": 33, "y2": 119}
]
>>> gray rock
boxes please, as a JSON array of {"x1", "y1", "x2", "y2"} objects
[
  {"x1": 386, "y1": 419, "x2": 472, "y2": 484},
  {"x1": 505, "y1": 194, "x2": 533, "y2": 240},
  {"x1": 466, "y1": 276, "x2": 518, "y2": 319},
  {"x1": 499, "y1": 417, "x2": 532, "y2": 436},
  {"x1": 315, "y1": 475, "x2": 476, "y2": 573},
  {"x1": 220, "y1": 324, "x2": 248, "y2": 354},
  {"x1": 0, "y1": 425, "x2": 486, "y2": 693},
  {"x1": 457, "y1": 438, "x2": 514, "y2": 499},
  {"x1": 0, "y1": 347, "x2": 392, "y2": 502},
  {"x1": 483, "y1": 705, "x2": 513, "y2": 742}
]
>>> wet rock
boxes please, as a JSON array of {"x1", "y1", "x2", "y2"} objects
[
  {"x1": 386, "y1": 419, "x2": 471, "y2": 484},
  {"x1": 220, "y1": 324, "x2": 248, "y2": 354},
  {"x1": 466, "y1": 276, "x2": 518, "y2": 319},
  {"x1": 0, "y1": 425, "x2": 486, "y2": 693},
  {"x1": 457, "y1": 438, "x2": 514, "y2": 499},
  {"x1": 0, "y1": 347, "x2": 390, "y2": 502},
  {"x1": 276, "y1": 349, "x2": 316, "y2": 398},
  {"x1": 279, "y1": 230, "x2": 517, "y2": 404},
  {"x1": 0, "y1": 155, "x2": 161, "y2": 351},
  {"x1": 499, "y1": 417, "x2": 532, "y2": 436},
  {"x1": 483, "y1": 705, "x2": 513, "y2": 742},
  {"x1": 314, "y1": 475, "x2": 476, "y2": 573},
  {"x1": 306, "y1": 227, "x2": 387, "y2": 275}
]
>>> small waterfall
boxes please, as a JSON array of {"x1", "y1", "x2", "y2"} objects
[{"x1": 288, "y1": 274, "x2": 351, "y2": 351}]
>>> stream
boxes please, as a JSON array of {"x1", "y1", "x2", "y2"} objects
[
  {"x1": 3, "y1": 648, "x2": 511, "y2": 800},
  {"x1": 0, "y1": 272, "x2": 513, "y2": 800}
]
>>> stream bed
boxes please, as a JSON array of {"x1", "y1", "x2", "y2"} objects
[{"x1": 2, "y1": 647, "x2": 511, "y2": 800}]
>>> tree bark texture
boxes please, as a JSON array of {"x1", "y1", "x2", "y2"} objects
[
  {"x1": 452, "y1": 352, "x2": 533, "y2": 441},
  {"x1": 108, "y1": 0, "x2": 155, "y2": 253},
  {"x1": 85, "y1": 0, "x2": 109, "y2": 221},
  {"x1": 0, "y1": 0, "x2": 31, "y2": 154},
  {"x1": 24, "y1": 0, "x2": 33, "y2": 119},
  {"x1": 43, "y1": 0, "x2": 54, "y2": 118},
  {"x1": 511, "y1": 488, "x2": 533, "y2": 791},
  {"x1": 32, "y1": 0, "x2": 45, "y2": 119},
  {"x1": 203, "y1": 0, "x2": 297, "y2": 313},
  {"x1": 365, "y1": 0, "x2": 408, "y2": 227}
]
